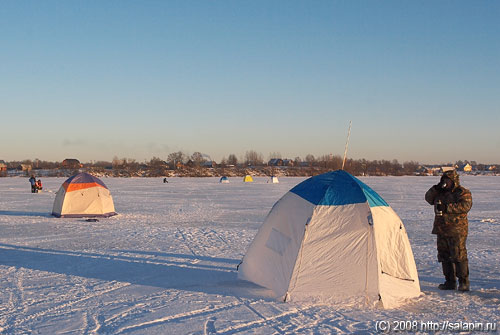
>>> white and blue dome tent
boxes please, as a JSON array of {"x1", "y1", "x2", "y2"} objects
[
  {"x1": 269, "y1": 176, "x2": 279, "y2": 184},
  {"x1": 238, "y1": 170, "x2": 420, "y2": 308},
  {"x1": 219, "y1": 176, "x2": 229, "y2": 183}
]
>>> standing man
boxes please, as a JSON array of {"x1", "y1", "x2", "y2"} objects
[
  {"x1": 425, "y1": 170, "x2": 472, "y2": 291},
  {"x1": 29, "y1": 175, "x2": 37, "y2": 193}
]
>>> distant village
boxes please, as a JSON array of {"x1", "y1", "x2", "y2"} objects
[{"x1": 0, "y1": 155, "x2": 498, "y2": 178}]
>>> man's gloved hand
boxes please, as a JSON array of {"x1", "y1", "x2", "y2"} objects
[
  {"x1": 434, "y1": 200, "x2": 446, "y2": 216},
  {"x1": 436, "y1": 201, "x2": 446, "y2": 213}
]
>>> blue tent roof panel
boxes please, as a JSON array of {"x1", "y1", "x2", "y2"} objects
[{"x1": 290, "y1": 170, "x2": 388, "y2": 207}]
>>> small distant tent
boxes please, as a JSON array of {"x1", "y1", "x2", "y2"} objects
[
  {"x1": 238, "y1": 170, "x2": 420, "y2": 308},
  {"x1": 220, "y1": 176, "x2": 229, "y2": 183},
  {"x1": 269, "y1": 176, "x2": 279, "y2": 184},
  {"x1": 243, "y1": 175, "x2": 253, "y2": 183},
  {"x1": 52, "y1": 172, "x2": 117, "y2": 218}
]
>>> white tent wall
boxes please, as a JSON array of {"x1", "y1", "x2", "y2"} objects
[
  {"x1": 371, "y1": 206, "x2": 421, "y2": 308},
  {"x1": 98, "y1": 187, "x2": 115, "y2": 214},
  {"x1": 286, "y1": 203, "x2": 380, "y2": 303},
  {"x1": 52, "y1": 186, "x2": 66, "y2": 215},
  {"x1": 238, "y1": 192, "x2": 315, "y2": 298}
]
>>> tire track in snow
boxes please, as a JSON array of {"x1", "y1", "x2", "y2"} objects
[
  {"x1": 209, "y1": 229, "x2": 230, "y2": 248},
  {"x1": 114, "y1": 300, "x2": 244, "y2": 334},
  {"x1": 176, "y1": 227, "x2": 199, "y2": 258},
  {"x1": 1, "y1": 268, "x2": 26, "y2": 332},
  {"x1": 204, "y1": 317, "x2": 217, "y2": 335},
  {"x1": 235, "y1": 297, "x2": 286, "y2": 335},
  {"x1": 91, "y1": 289, "x2": 185, "y2": 333},
  {"x1": 13, "y1": 281, "x2": 131, "y2": 328},
  {"x1": 176, "y1": 227, "x2": 238, "y2": 262},
  {"x1": 214, "y1": 304, "x2": 317, "y2": 335},
  {"x1": 291, "y1": 313, "x2": 352, "y2": 334},
  {"x1": 2, "y1": 267, "x2": 20, "y2": 313}
]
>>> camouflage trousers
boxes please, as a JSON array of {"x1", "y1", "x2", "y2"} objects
[{"x1": 437, "y1": 234, "x2": 468, "y2": 263}]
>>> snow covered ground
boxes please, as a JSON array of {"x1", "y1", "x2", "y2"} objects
[{"x1": 0, "y1": 176, "x2": 498, "y2": 334}]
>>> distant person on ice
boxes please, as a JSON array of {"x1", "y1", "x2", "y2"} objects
[
  {"x1": 29, "y1": 175, "x2": 37, "y2": 193},
  {"x1": 425, "y1": 170, "x2": 472, "y2": 291},
  {"x1": 36, "y1": 179, "x2": 43, "y2": 192}
]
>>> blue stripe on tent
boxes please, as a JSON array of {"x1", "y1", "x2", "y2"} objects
[
  {"x1": 353, "y1": 178, "x2": 389, "y2": 207},
  {"x1": 290, "y1": 170, "x2": 367, "y2": 206}
]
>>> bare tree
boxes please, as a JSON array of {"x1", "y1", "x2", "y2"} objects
[
  {"x1": 190, "y1": 152, "x2": 206, "y2": 168},
  {"x1": 149, "y1": 156, "x2": 164, "y2": 168},
  {"x1": 112, "y1": 156, "x2": 124, "y2": 168},
  {"x1": 317, "y1": 154, "x2": 342, "y2": 170},
  {"x1": 305, "y1": 154, "x2": 315, "y2": 166},
  {"x1": 227, "y1": 154, "x2": 238, "y2": 166},
  {"x1": 167, "y1": 151, "x2": 186, "y2": 167},
  {"x1": 125, "y1": 158, "x2": 139, "y2": 173},
  {"x1": 402, "y1": 161, "x2": 419, "y2": 175},
  {"x1": 245, "y1": 150, "x2": 263, "y2": 166}
]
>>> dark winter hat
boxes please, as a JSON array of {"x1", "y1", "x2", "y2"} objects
[{"x1": 441, "y1": 169, "x2": 460, "y2": 188}]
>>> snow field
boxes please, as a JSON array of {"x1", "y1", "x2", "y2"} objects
[{"x1": 0, "y1": 176, "x2": 498, "y2": 334}]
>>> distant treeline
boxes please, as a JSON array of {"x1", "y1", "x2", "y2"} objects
[{"x1": 2, "y1": 153, "x2": 496, "y2": 177}]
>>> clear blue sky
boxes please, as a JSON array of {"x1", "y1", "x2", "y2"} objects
[{"x1": 1, "y1": 1, "x2": 499, "y2": 164}]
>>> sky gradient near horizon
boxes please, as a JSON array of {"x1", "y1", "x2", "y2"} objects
[{"x1": 1, "y1": 1, "x2": 499, "y2": 164}]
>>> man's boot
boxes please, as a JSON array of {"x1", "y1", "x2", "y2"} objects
[
  {"x1": 438, "y1": 262, "x2": 456, "y2": 290},
  {"x1": 456, "y1": 260, "x2": 470, "y2": 292}
]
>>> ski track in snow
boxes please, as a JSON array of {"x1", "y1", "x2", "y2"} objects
[{"x1": 0, "y1": 176, "x2": 499, "y2": 334}]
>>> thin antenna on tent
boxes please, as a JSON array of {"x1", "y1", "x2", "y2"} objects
[{"x1": 341, "y1": 121, "x2": 352, "y2": 170}]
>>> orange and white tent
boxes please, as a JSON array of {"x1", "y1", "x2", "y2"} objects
[{"x1": 52, "y1": 172, "x2": 117, "y2": 218}]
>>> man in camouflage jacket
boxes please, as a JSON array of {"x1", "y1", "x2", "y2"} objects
[{"x1": 425, "y1": 170, "x2": 472, "y2": 291}]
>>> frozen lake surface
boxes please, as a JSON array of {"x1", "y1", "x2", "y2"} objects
[{"x1": 0, "y1": 176, "x2": 498, "y2": 334}]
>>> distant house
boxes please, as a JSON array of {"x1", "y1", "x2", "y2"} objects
[
  {"x1": 17, "y1": 164, "x2": 32, "y2": 171},
  {"x1": 268, "y1": 158, "x2": 283, "y2": 166},
  {"x1": 0, "y1": 160, "x2": 7, "y2": 172},
  {"x1": 488, "y1": 165, "x2": 497, "y2": 171},
  {"x1": 416, "y1": 165, "x2": 433, "y2": 176},
  {"x1": 175, "y1": 161, "x2": 184, "y2": 170},
  {"x1": 268, "y1": 158, "x2": 294, "y2": 167},
  {"x1": 62, "y1": 159, "x2": 82, "y2": 169},
  {"x1": 202, "y1": 161, "x2": 216, "y2": 168},
  {"x1": 462, "y1": 163, "x2": 473, "y2": 172}
]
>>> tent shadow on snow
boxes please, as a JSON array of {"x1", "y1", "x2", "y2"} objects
[
  {"x1": 114, "y1": 249, "x2": 241, "y2": 265},
  {"x1": 0, "y1": 243, "x2": 273, "y2": 300},
  {"x1": 0, "y1": 210, "x2": 52, "y2": 218}
]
